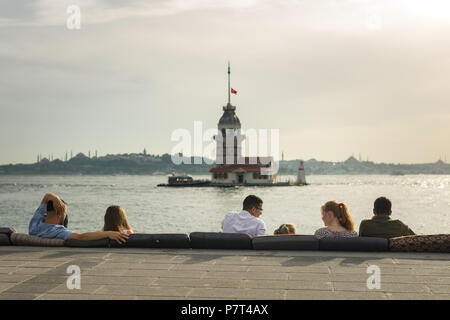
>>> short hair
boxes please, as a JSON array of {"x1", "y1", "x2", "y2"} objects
[
  {"x1": 374, "y1": 197, "x2": 392, "y2": 215},
  {"x1": 242, "y1": 195, "x2": 263, "y2": 211}
]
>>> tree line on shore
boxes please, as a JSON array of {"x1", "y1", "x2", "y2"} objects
[{"x1": 0, "y1": 153, "x2": 449, "y2": 175}]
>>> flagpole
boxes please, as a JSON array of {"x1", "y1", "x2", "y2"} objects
[{"x1": 228, "y1": 61, "x2": 230, "y2": 105}]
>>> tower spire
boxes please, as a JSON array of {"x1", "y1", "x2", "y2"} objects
[{"x1": 228, "y1": 61, "x2": 231, "y2": 105}]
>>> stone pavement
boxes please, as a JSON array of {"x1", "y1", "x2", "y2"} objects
[{"x1": 0, "y1": 246, "x2": 449, "y2": 300}]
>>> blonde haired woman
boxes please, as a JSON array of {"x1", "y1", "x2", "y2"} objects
[
  {"x1": 102, "y1": 205, "x2": 134, "y2": 235},
  {"x1": 314, "y1": 201, "x2": 357, "y2": 239}
]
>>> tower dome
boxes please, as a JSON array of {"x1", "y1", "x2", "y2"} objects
[{"x1": 218, "y1": 103, "x2": 241, "y2": 129}]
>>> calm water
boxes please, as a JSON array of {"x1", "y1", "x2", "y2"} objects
[{"x1": 0, "y1": 175, "x2": 449, "y2": 235}]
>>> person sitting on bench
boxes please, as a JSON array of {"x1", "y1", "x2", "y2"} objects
[
  {"x1": 222, "y1": 195, "x2": 266, "y2": 236},
  {"x1": 359, "y1": 197, "x2": 415, "y2": 239},
  {"x1": 29, "y1": 193, "x2": 128, "y2": 243}
]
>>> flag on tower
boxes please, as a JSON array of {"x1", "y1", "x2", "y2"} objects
[{"x1": 231, "y1": 88, "x2": 237, "y2": 94}]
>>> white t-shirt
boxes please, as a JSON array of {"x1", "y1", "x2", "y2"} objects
[{"x1": 221, "y1": 210, "x2": 266, "y2": 236}]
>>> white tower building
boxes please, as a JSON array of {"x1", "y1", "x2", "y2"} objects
[{"x1": 214, "y1": 62, "x2": 245, "y2": 166}]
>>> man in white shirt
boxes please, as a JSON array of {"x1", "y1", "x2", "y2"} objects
[{"x1": 221, "y1": 195, "x2": 266, "y2": 236}]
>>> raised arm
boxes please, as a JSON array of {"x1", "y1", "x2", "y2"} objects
[
  {"x1": 41, "y1": 193, "x2": 65, "y2": 216},
  {"x1": 68, "y1": 231, "x2": 129, "y2": 244},
  {"x1": 41, "y1": 193, "x2": 60, "y2": 204}
]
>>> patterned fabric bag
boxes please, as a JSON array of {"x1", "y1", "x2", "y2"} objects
[
  {"x1": 11, "y1": 233, "x2": 65, "y2": 247},
  {"x1": 389, "y1": 234, "x2": 450, "y2": 253}
]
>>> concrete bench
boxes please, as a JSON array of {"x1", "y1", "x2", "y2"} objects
[
  {"x1": 1, "y1": 227, "x2": 448, "y2": 252},
  {"x1": 190, "y1": 232, "x2": 253, "y2": 249},
  {"x1": 252, "y1": 235, "x2": 319, "y2": 250},
  {"x1": 319, "y1": 237, "x2": 388, "y2": 252},
  {"x1": 66, "y1": 233, "x2": 191, "y2": 249}
]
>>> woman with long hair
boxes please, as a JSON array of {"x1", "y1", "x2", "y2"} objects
[
  {"x1": 314, "y1": 201, "x2": 357, "y2": 239},
  {"x1": 102, "y1": 205, "x2": 134, "y2": 235}
]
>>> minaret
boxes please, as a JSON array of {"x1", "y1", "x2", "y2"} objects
[{"x1": 214, "y1": 62, "x2": 245, "y2": 166}]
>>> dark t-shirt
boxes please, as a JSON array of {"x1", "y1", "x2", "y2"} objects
[{"x1": 359, "y1": 215, "x2": 415, "y2": 239}]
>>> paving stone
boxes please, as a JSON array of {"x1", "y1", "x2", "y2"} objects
[
  {"x1": 0, "y1": 261, "x2": 26, "y2": 267},
  {"x1": 333, "y1": 281, "x2": 429, "y2": 293},
  {"x1": 171, "y1": 264, "x2": 248, "y2": 272},
  {"x1": 206, "y1": 257, "x2": 250, "y2": 266},
  {"x1": 0, "y1": 283, "x2": 15, "y2": 293},
  {"x1": 1, "y1": 247, "x2": 449, "y2": 300},
  {"x1": 332, "y1": 266, "x2": 417, "y2": 276},
  {"x1": 152, "y1": 277, "x2": 242, "y2": 289},
  {"x1": 3, "y1": 283, "x2": 58, "y2": 294},
  {"x1": 81, "y1": 275, "x2": 156, "y2": 286},
  {"x1": 12, "y1": 267, "x2": 54, "y2": 275},
  {"x1": 24, "y1": 275, "x2": 68, "y2": 284},
  {"x1": 288, "y1": 273, "x2": 333, "y2": 281},
  {"x1": 330, "y1": 267, "x2": 374, "y2": 274},
  {"x1": 286, "y1": 290, "x2": 388, "y2": 300},
  {"x1": 36, "y1": 293, "x2": 137, "y2": 300},
  {"x1": 134, "y1": 295, "x2": 189, "y2": 300},
  {"x1": 428, "y1": 285, "x2": 450, "y2": 294},
  {"x1": 385, "y1": 292, "x2": 449, "y2": 300},
  {"x1": 394, "y1": 259, "x2": 450, "y2": 265},
  {"x1": 414, "y1": 268, "x2": 450, "y2": 276},
  {"x1": 329, "y1": 274, "x2": 373, "y2": 282},
  {"x1": 128, "y1": 269, "x2": 206, "y2": 278},
  {"x1": 188, "y1": 287, "x2": 286, "y2": 299},
  {"x1": 248, "y1": 265, "x2": 330, "y2": 273},
  {"x1": 22, "y1": 261, "x2": 68, "y2": 268},
  {"x1": 0, "y1": 292, "x2": 40, "y2": 300},
  {"x1": 0, "y1": 267, "x2": 12, "y2": 274},
  {"x1": 0, "y1": 274, "x2": 34, "y2": 283},
  {"x1": 202, "y1": 271, "x2": 288, "y2": 281},
  {"x1": 243, "y1": 279, "x2": 332, "y2": 291},
  {"x1": 49, "y1": 283, "x2": 104, "y2": 294},
  {"x1": 96, "y1": 285, "x2": 192, "y2": 297},
  {"x1": 421, "y1": 276, "x2": 450, "y2": 285},
  {"x1": 83, "y1": 268, "x2": 128, "y2": 276},
  {"x1": 94, "y1": 262, "x2": 175, "y2": 270}
]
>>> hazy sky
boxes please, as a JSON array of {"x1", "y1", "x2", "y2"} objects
[{"x1": 1, "y1": 0, "x2": 449, "y2": 164}]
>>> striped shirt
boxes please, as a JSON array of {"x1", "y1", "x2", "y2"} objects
[{"x1": 314, "y1": 227, "x2": 358, "y2": 239}]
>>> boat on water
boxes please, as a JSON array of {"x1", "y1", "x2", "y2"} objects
[
  {"x1": 157, "y1": 174, "x2": 305, "y2": 187},
  {"x1": 157, "y1": 164, "x2": 308, "y2": 187},
  {"x1": 157, "y1": 175, "x2": 213, "y2": 187}
]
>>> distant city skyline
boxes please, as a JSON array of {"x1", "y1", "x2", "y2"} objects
[
  {"x1": 1, "y1": 1, "x2": 449, "y2": 165},
  {"x1": 24, "y1": 149, "x2": 449, "y2": 165}
]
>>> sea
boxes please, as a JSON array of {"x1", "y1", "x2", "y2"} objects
[{"x1": 0, "y1": 174, "x2": 449, "y2": 236}]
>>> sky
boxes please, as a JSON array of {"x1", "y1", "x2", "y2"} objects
[{"x1": 0, "y1": 0, "x2": 449, "y2": 165}]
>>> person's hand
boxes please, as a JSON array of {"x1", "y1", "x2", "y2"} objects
[
  {"x1": 107, "y1": 231, "x2": 129, "y2": 244},
  {"x1": 43, "y1": 193, "x2": 66, "y2": 216}
]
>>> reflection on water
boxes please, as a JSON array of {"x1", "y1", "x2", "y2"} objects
[{"x1": 0, "y1": 174, "x2": 449, "y2": 235}]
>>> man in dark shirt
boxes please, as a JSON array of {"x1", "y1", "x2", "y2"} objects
[{"x1": 359, "y1": 197, "x2": 415, "y2": 239}]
